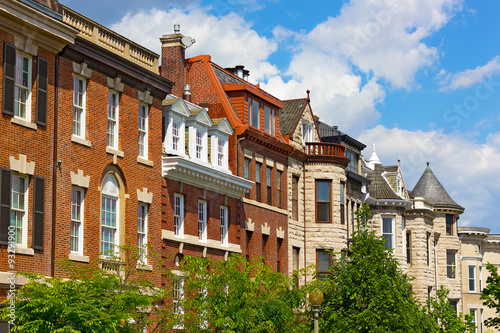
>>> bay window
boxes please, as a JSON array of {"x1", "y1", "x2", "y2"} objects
[{"x1": 316, "y1": 180, "x2": 331, "y2": 222}]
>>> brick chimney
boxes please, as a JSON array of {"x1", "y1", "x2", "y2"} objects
[{"x1": 160, "y1": 25, "x2": 186, "y2": 97}]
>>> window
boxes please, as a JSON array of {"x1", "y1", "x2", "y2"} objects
[
  {"x1": 262, "y1": 234, "x2": 268, "y2": 263},
  {"x1": 478, "y1": 243, "x2": 482, "y2": 256},
  {"x1": 173, "y1": 276, "x2": 184, "y2": 329},
  {"x1": 220, "y1": 206, "x2": 228, "y2": 246},
  {"x1": 382, "y1": 216, "x2": 394, "y2": 249},
  {"x1": 426, "y1": 232, "x2": 431, "y2": 265},
  {"x1": 266, "y1": 166, "x2": 272, "y2": 205},
  {"x1": 480, "y1": 266, "x2": 483, "y2": 291},
  {"x1": 345, "y1": 149, "x2": 359, "y2": 173},
  {"x1": 107, "y1": 91, "x2": 119, "y2": 149},
  {"x1": 470, "y1": 309, "x2": 477, "y2": 333},
  {"x1": 302, "y1": 121, "x2": 312, "y2": 144},
  {"x1": 406, "y1": 231, "x2": 412, "y2": 264},
  {"x1": 449, "y1": 300, "x2": 458, "y2": 316},
  {"x1": 244, "y1": 158, "x2": 250, "y2": 179},
  {"x1": 138, "y1": 104, "x2": 148, "y2": 158},
  {"x1": 11, "y1": 175, "x2": 27, "y2": 246},
  {"x1": 246, "y1": 231, "x2": 252, "y2": 262},
  {"x1": 292, "y1": 247, "x2": 300, "y2": 287},
  {"x1": 174, "y1": 194, "x2": 184, "y2": 237},
  {"x1": 172, "y1": 120, "x2": 180, "y2": 151},
  {"x1": 396, "y1": 177, "x2": 402, "y2": 195},
  {"x1": 71, "y1": 188, "x2": 84, "y2": 254},
  {"x1": 447, "y1": 251, "x2": 456, "y2": 278},
  {"x1": 292, "y1": 176, "x2": 299, "y2": 220},
  {"x1": 264, "y1": 106, "x2": 275, "y2": 135},
  {"x1": 317, "y1": 249, "x2": 331, "y2": 280},
  {"x1": 277, "y1": 238, "x2": 282, "y2": 272},
  {"x1": 428, "y1": 286, "x2": 432, "y2": 301},
  {"x1": 14, "y1": 53, "x2": 31, "y2": 120},
  {"x1": 198, "y1": 200, "x2": 207, "y2": 242},
  {"x1": 277, "y1": 170, "x2": 282, "y2": 208},
  {"x1": 73, "y1": 77, "x2": 86, "y2": 137},
  {"x1": 480, "y1": 309, "x2": 484, "y2": 333},
  {"x1": 249, "y1": 98, "x2": 260, "y2": 129},
  {"x1": 340, "y1": 183, "x2": 345, "y2": 225},
  {"x1": 101, "y1": 174, "x2": 119, "y2": 256},
  {"x1": 137, "y1": 204, "x2": 148, "y2": 264},
  {"x1": 316, "y1": 180, "x2": 331, "y2": 222},
  {"x1": 195, "y1": 130, "x2": 203, "y2": 159},
  {"x1": 446, "y1": 214, "x2": 454, "y2": 235},
  {"x1": 255, "y1": 162, "x2": 262, "y2": 202},
  {"x1": 469, "y1": 266, "x2": 476, "y2": 292},
  {"x1": 217, "y1": 139, "x2": 225, "y2": 167}
]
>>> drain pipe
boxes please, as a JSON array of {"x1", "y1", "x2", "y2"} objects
[
  {"x1": 51, "y1": 51, "x2": 61, "y2": 277},
  {"x1": 303, "y1": 161, "x2": 307, "y2": 284}
]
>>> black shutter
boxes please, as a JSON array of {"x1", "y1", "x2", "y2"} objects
[
  {"x1": 32, "y1": 176, "x2": 45, "y2": 250},
  {"x1": 3, "y1": 43, "x2": 16, "y2": 116},
  {"x1": 0, "y1": 169, "x2": 12, "y2": 245},
  {"x1": 36, "y1": 58, "x2": 48, "y2": 126}
]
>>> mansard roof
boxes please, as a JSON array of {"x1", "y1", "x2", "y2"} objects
[
  {"x1": 412, "y1": 163, "x2": 464, "y2": 210},
  {"x1": 281, "y1": 98, "x2": 307, "y2": 136}
]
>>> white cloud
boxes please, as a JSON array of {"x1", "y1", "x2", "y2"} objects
[
  {"x1": 358, "y1": 126, "x2": 500, "y2": 230},
  {"x1": 439, "y1": 55, "x2": 500, "y2": 90}
]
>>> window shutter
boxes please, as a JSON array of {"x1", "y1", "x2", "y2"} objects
[
  {"x1": 36, "y1": 58, "x2": 48, "y2": 126},
  {"x1": 3, "y1": 43, "x2": 16, "y2": 116},
  {"x1": 0, "y1": 169, "x2": 12, "y2": 245},
  {"x1": 32, "y1": 176, "x2": 45, "y2": 250}
]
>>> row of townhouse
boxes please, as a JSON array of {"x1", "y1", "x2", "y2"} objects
[{"x1": 0, "y1": 0, "x2": 498, "y2": 332}]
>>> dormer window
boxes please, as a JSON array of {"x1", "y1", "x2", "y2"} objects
[
  {"x1": 196, "y1": 130, "x2": 203, "y2": 159},
  {"x1": 397, "y1": 177, "x2": 402, "y2": 195},
  {"x1": 302, "y1": 121, "x2": 312, "y2": 144},
  {"x1": 249, "y1": 98, "x2": 260, "y2": 129},
  {"x1": 209, "y1": 118, "x2": 233, "y2": 171},
  {"x1": 264, "y1": 106, "x2": 275, "y2": 136},
  {"x1": 172, "y1": 120, "x2": 180, "y2": 151},
  {"x1": 217, "y1": 139, "x2": 225, "y2": 167}
]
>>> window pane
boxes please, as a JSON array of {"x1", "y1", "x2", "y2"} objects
[
  {"x1": 317, "y1": 250, "x2": 331, "y2": 272},
  {"x1": 317, "y1": 202, "x2": 330, "y2": 222},
  {"x1": 316, "y1": 181, "x2": 330, "y2": 201}
]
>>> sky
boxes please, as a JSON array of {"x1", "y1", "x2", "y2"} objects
[{"x1": 60, "y1": 0, "x2": 500, "y2": 233}]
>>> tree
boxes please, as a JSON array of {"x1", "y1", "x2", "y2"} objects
[
  {"x1": 1, "y1": 245, "x2": 168, "y2": 332},
  {"x1": 173, "y1": 254, "x2": 308, "y2": 333},
  {"x1": 481, "y1": 263, "x2": 500, "y2": 330}
]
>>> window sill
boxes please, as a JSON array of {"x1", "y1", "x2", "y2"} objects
[
  {"x1": 71, "y1": 135, "x2": 92, "y2": 148},
  {"x1": 11, "y1": 117, "x2": 37, "y2": 130},
  {"x1": 136, "y1": 263, "x2": 153, "y2": 271},
  {"x1": 106, "y1": 146, "x2": 124, "y2": 157},
  {"x1": 69, "y1": 253, "x2": 90, "y2": 263},
  {"x1": 137, "y1": 156, "x2": 153, "y2": 167},
  {"x1": 15, "y1": 246, "x2": 34, "y2": 256}
]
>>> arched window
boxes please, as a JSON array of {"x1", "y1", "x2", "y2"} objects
[{"x1": 101, "y1": 173, "x2": 119, "y2": 256}]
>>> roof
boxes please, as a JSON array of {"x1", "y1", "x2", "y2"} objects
[
  {"x1": 412, "y1": 164, "x2": 464, "y2": 210},
  {"x1": 281, "y1": 99, "x2": 307, "y2": 136},
  {"x1": 384, "y1": 165, "x2": 398, "y2": 172},
  {"x1": 213, "y1": 65, "x2": 244, "y2": 85},
  {"x1": 316, "y1": 120, "x2": 367, "y2": 151},
  {"x1": 366, "y1": 164, "x2": 402, "y2": 200}
]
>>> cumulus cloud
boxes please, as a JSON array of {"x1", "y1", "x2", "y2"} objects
[
  {"x1": 358, "y1": 126, "x2": 500, "y2": 230},
  {"x1": 439, "y1": 55, "x2": 500, "y2": 90}
]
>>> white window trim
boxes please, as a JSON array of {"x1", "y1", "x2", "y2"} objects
[
  {"x1": 211, "y1": 135, "x2": 229, "y2": 170},
  {"x1": 107, "y1": 91, "x2": 119, "y2": 150},
  {"x1": 220, "y1": 206, "x2": 228, "y2": 246},
  {"x1": 165, "y1": 114, "x2": 186, "y2": 156},
  {"x1": 174, "y1": 193, "x2": 184, "y2": 238},
  {"x1": 470, "y1": 308, "x2": 477, "y2": 333},
  {"x1": 11, "y1": 174, "x2": 28, "y2": 249},
  {"x1": 71, "y1": 187, "x2": 84, "y2": 255},
  {"x1": 198, "y1": 200, "x2": 207, "y2": 242},
  {"x1": 101, "y1": 174, "x2": 120, "y2": 257},
  {"x1": 14, "y1": 52, "x2": 32, "y2": 122},
  {"x1": 173, "y1": 276, "x2": 185, "y2": 329},
  {"x1": 302, "y1": 121, "x2": 312, "y2": 144},
  {"x1": 469, "y1": 265, "x2": 476, "y2": 292},
  {"x1": 480, "y1": 265, "x2": 483, "y2": 291},
  {"x1": 137, "y1": 204, "x2": 148, "y2": 265},
  {"x1": 73, "y1": 76, "x2": 86, "y2": 139},
  {"x1": 381, "y1": 215, "x2": 395, "y2": 250},
  {"x1": 189, "y1": 125, "x2": 208, "y2": 163},
  {"x1": 138, "y1": 103, "x2": 148, "y2": 159}
]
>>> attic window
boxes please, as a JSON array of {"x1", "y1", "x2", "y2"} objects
[
  {"x1": 302, "y1": 121, "x2": 312, "y2": 144},
  {"x1": 264, "y1": 106, "x2": 275, "y2": 136}
]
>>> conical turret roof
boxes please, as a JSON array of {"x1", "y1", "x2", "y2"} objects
[{"x1": 412, "y1": 163, "x2": 463, "y2": 211}]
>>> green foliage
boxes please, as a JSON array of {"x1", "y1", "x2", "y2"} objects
[
  {"x1": 1, "y1": 245, "x2": 168, "y2": 332},
  {"x1": 174, "y1": 254, "x2": 308, "y2": 333},
  {"x1": 481, "y1": 263, "x2": 500, "y2": 330}
]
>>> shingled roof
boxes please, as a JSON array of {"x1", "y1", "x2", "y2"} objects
[
  {"x1": 281, "y1": 99, "x2": 307, "y2": 136},
  {"x1": 366, "y1": 164, "x2": 402, "y2": 200},
  {"x1": 412, "y1": 164, "x2": 464, "y2": 210}
]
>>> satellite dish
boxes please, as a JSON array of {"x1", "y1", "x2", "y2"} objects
[{"x1": 181, "y1": 36, "x2": 195, "y2": 48}]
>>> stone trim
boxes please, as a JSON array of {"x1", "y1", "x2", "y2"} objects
[
  {"x1": 245, "y1": 219, "x2": 254, "y2": 232},
  {"x1": 241, "y1": 197, "x2": 288, "y2": 215},
  {"x1": 70, "y1": 169, "x2": 90, "y2": 188},
  {"x1": 138, "y1": 90, "x2": 153, "y2": 105},
  {"x1": 137, "y1": 156, "x2": 153, "y2": 167},
  {"x1": 69, "y1": 253, "x2": 90, "y2": 263},
  {"x1": 243, "y1": 149, "x2": 253, "y2": 159},
  {"x1": 15, "y1": 246, "x2": 34, "y2": 256},
  {"x1": 137, "y1": 187, "x2": 153, "y2": 204},
  {"x1": 261, "y1": 223, "x2": 270, "y2": 235},
  {"x1": 9, "y1": 154, "x2": 35, "y2": 175},
  {"x1": 72, "y1": 61, "x2": 92, "y2": 79},
  {"x1": 255, "y1": 153, "x2": 264, "y2": 164},
  {"x1": 71, "y1": 135, "x2": 92, "y2": 147},
  {"x1": 11, "y1": 117, "x2": 37, "y2": 130},
  {"x1": 276, "y1": 162, "x2": 284, "y2": 171},
  {"x1": 276, "y1": 227, "x2": 285, "y2": 239},
  {"x1": 162, "y1": 229, "x2": 241, "y2": 253},
  {"x1": 107, "y1": 76, "x2": 124, "y2": 92},
  {"x1": 266, "y1": 158, "x2": 274, "y2": 167},
  {"x1": 14, "y1": 35, "x2": 38, "y2": 55}
]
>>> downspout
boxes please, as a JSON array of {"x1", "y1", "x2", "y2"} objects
[
  {"x1": 303, "y1": 160, "x2": 307, "y2": 284},
  {"x1": 434, "y1": 236, "x2": 438, "y2": 296},
  {"x1": 51, "y1": 51, "x2": 61, "y2": 277}
]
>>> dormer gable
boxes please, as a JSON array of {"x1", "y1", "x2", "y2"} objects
[
  {"x1": 186, "y1": 108, "x2": 213, "y2": 163},
  {"x1": 208, "y1": 118, "x2": 233, "y2": 171},
  {"x1": 162, "y1": 95, "x2": 191, "y2": 156}
]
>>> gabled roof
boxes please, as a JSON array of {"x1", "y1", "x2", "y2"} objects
[
  {"x1": 163, "y1": 95, "x2": 191, "y2": 117},
  {"x1": 209, "y1": 118, "x2": 234, "y2": 136},
  {"x1": 281, "y1": 98, "x2": 307, "y2": 136},
  {"x1": 412, "y1": 163, "x2": 464, "y2": 210},
  {"x1": 366, "y1": 164, "x2": 402, "y2": 200}
]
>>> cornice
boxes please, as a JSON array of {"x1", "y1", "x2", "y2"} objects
[
  {"x1": 222, "y1": 82, "x2": 284, "y2": 109},
  {"x1": 240, "y1": 127, "x2": 294, "y2": 156},
  {"x1": 162, "y1": 230, "x2": 242, "y2": 254}
]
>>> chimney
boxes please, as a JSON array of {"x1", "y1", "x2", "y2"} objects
[
  {"x1": 183, "y1": 84, "x2": 191, "y2": 102},
  {"x1": 160, "y1": 25, "x2": 186, "y2": 97}
]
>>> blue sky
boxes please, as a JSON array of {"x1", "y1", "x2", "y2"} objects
[{"x1": 60, "y1": 0, "x2": 500, "y2": 232}]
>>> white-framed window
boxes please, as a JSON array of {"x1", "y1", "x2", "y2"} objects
[
  {"x1": 137, "y1": 204, "x2": 148, "y2": 264},
  {"x1": 198, "y1": 200, "x2": 207, "y2": 242},
  {"x1": 220, "y1": 206, "x2": 228, "y2": 246},
  {"x1": 470, "y1": 308, "x2": 477, "y2": 333},
  {"x1": 469, "y1": 265, "x2": 476, "y2": 292},
  {"x1": 14, "y1": 53, "x2": 32, "y2": 120},
  {"x1": 382, "y1": 216, "x2": 394, "y2": 250},
  {"x1": 302, "y1": 121, "x2": 312, "y2": 144},
  {"x1": 480, "y1": 266, "x2": 483, "y2": 291},
  {"x1": 107, "y1": 91, "x2": 119, "y2": 149},
  {"x1": 71, "y1": 188, "x2": 84, "y2": 255},
  {"x1": 73, "y1": 77, "x2": 86, "y2": 138},
  {"x1": 174, "y1": 194, "x2": 184, "y2": 237},
  {"x1": 173, "y1": 276, "x2": 184, "y2": 329},
  {"x1": 196, "y1": 130, "x2": 203, "y2": 159},
  {"x1": 101, "y1": 174, "x2": 119, "y2": 256},
  {"x1": 217, "y1": 139, "x2": 225, "y2": 167},
  {"x1": 397, "y1": 177, "x2": 402, "y2": 195},
  {"x1": 172, "y1": 120, "x2": 180, "y2": 151},
  {"x1": 11, "y1": 175, "x2": 27, "y2": 247},
  {"x1": 138, "y1": 104, "x2": 148, "y2": 158}
]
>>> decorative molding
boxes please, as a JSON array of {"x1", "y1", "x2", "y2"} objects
[
  {"x1": 137, "y1": 187, "x2": 153, "y2": 204},
  {"x1": 138, "y1": 90, "x2": 153, "y2": 105},
  {"x1": 106, "y1": 147, "x2": 124, "y2": 164},
  {"x1": 14, "y1": 35, "x2": 37, "y2": 55},
  {"x1": 261, "y1": 223, "x2": 270, "y2": 236},
  {"x1": 276, "y1": 162, "x2": 284, "y2": 171},
  {"x1": 276, "y1": 226, "x2": 284, "y2": 239},
  {"x1": 266, "y1": 158, "x2": 274, "y2": 167},
  {"x1": 9, "y1": 154, "x2": 35, "y2": 175},
  {"x1": 255, "y1": 153, "x2": 264, "y2": 164},
  {"x1": 245, "y1": 219, "x2": 254, "y2": 232},
  {"x1": 72, "y1": 61, "x2": 92, "y2": 79},
  {"x1": 162, "y1": 230, "x2": 242, "y2": 253},
  {"x1": 70, "y1": 169, "x2": 90, "y2": 188},
  {"x1": 202, "y1": 247, "x2": 207, "y2": 258},
  {"x1": 243, "y1": 149, "x2": 253, "y2": 159},
  {"x1": 107, "y1": 76, "x2": 124, "y2": 92}
]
